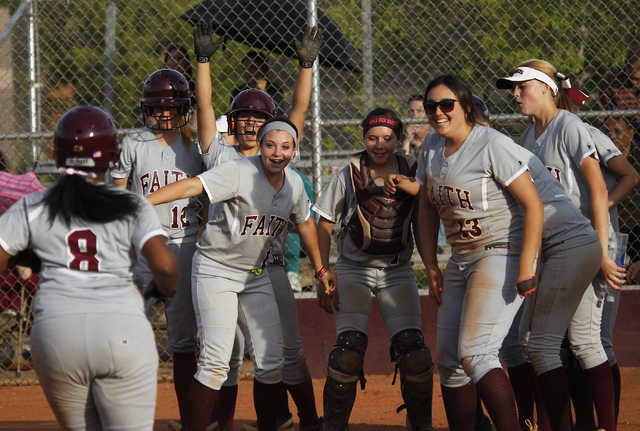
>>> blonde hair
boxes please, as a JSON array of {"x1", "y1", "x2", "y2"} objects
[
  {"x1": 180, "y1": 122, "x2": 196, "y2": 147},
  {"x1": 518, "y1": 59, "x2": 576, "y2": 113}
]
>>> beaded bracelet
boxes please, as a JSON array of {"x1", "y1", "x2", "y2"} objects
[{"x1": 314, "y1": 266, "x2": 328, "y2": 280}]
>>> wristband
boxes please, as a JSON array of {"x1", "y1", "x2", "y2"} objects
[
  {"x1": 314, "y1": 266, "x2": 328, "y2": 280},
  {"x1": 197, "y1": 56, "x2": 210, "y2": 63},
  {"x1": 300, "y1": 60, "x2": 314, "y2": 69}
]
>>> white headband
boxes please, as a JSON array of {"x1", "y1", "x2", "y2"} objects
[
  {"x1": 496, "y1": 66, "x2": 560, "y2": 95},
  {"x1": 258, "y1": 120, "x2": 298, "y2": 144}
]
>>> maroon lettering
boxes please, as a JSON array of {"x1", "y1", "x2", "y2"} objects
[
  {"x1": 240, "y1": 216, "x2": 258, "y2": 235},
  {"x1": 253, "y1": 215, "x2": 267, "y2": 236},
  {"x1": 456, "y1": 189, "x2": 474, "y2": 210},
  {"x1": 546, "y1": 166, "x2": 561, "y2": 183},
  {"x1": 443, "y1": 185, "x2": 455, "y2": 206}
]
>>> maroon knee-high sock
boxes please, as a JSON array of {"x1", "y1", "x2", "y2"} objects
[
  {"x1": 566, "y1": 362, "x2": 596, "y2": 431},
  {"x1": 475, "y1": 392, "x2": 486, "y2": 423},
  {"x1": 187, "y1": 379, "x2": 218, "y2": 431},
  {"x1": 279, "y1": 386, "x2": 291, "y2": 418},
  {"x1": 475, "y1": 368, "x2": 520, "y2": 431},
  {"x1": 507, "y1": 364, "x2": 535, "y2": 429},
  {"x1": 525, "y1": 363, "x2": 551, "y2": 431},
  {"x1": 253, "y1": 380, "x2": 283, "y2": 431},
  {"x1": 173, "y1": 351, "x2": 198, "y2": 423},
  {"x1": 441, "y1": 383, "x2": 477, "y2": 431},
  {"x1": 537, "y1": 367, "x2": 572, "y2": 431},
  {"x1": 611, "y1": 363, "x2": 621, "y2": 422},
  {"x1": 214, "y1": 384, "x2": 238, "y2": 430},
  {"x1": 584, "y1": 362, "x2": 616, "y2": 431},
  {"x1": 285, "y1": 379, "x2": 319, "y2": 425}
]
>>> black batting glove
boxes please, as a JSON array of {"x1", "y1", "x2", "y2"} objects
[
  {"x1": 295, "y1": 26, "x2": 323, "y2": 68},
  {"x1": 193, "y1": 21, "x2": 223, "y2": 63}
]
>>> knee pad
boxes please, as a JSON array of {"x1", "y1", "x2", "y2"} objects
[
  {"x1": 391, "y1": 329, "x2": 433, "y2": 380},
  {"x1": 327, "y1": 331, "x2": 368, "y2": 383}
]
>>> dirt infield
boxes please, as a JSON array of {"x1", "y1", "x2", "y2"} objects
[{"x1": 1, "y1": 368, "x2": 639, "y2": 430}]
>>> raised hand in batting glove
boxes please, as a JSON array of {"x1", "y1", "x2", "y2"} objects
[
  {"x1": 193, "y1": 21, "x2": 224, "y2": 63},
  {"x1": 295, "y1": 26, "x2": 323, "y2": 68}
]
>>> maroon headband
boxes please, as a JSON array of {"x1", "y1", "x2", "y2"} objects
[{"x1": 362, "y1": 115, "x2": 403, "y2": 140}]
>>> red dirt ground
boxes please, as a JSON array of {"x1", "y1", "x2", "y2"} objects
[{"x1": 1, "y1": 368, "x2": 639, "y2": 430}]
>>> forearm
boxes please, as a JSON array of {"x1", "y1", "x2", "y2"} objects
[
  {"x1": 195, "y1": 62, "x2": 216, "y2": 152},
  {"x1": 396, "y1": 176, "x2": 420, "y2": 196},
  {"x1": 147, "y1": 177, "x2": 204, "y2": 205},
  {"x1": 288, "y1": 66, "x2": 312, "y2": 138},
  {"x1": 316, "y1": 218, "x2": 335, "y2": 268},
  {"x1": 519, "y1": 203, "x2": 543, "y2": 278},
  {"x1": 591, "y1": 188, "x2": 611, "y2": 254},
  {"x1": 112, "y1": 177, "x2": 128, "y2": 189},
  {"x1": 417, "y1": 187, "x2": 439, "y2": 267},
  {"x1": 296, "y1": 217, "x2": 324, "y2": 272}
]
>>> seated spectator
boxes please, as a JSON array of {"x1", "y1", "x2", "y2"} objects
[
  {"x1": 598, "y1": 46, "x2": 640, "y2": 125},
  {"x1": 231, "y1": 51, "x2": 285, "y2": 116}
]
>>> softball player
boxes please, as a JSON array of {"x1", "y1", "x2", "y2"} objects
[
  {"x1": 0, "y1": 106, "x2": 178, "y2": 431},
  {"x1": 415, "y1": 74, "x2": 544, "y2": 431},
  {"x1": 148, "y1": 118, "x2": 336, "y2": 431},
  {"x1": 497, "y1": 60, "x2": 621, "y2": 431},
  {"x1": 567, "y1": 124, "x2": 639, "y2": 429},
  {"x1": 314, "y1": 108, "x2": 435, "y2": 431},
  {"x1": 110, "y1": 68, "x2": 210, "y2": 429},
  {"x1": 193, "y1": 20, "x2": 325, "y2": 431}
]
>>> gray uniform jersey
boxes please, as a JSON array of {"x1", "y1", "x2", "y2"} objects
[
  {"x1": 520, "y1": 110, "x2": 598, "y2": 220},
  {"x1": 0, "y1": 189, "x2": 165, "y2": 319},
  {"x1": 312, "y1": 162, "x2": 416, "y2": 267},
  {"x1": 112, "y1": 128, "x2": 209, "y2": 243},
  {"x1": 196, "y1": 156, "x2": 311, "y2": 273},
  {"x1": 415, "y1": 125, "x2": 526, "y2": 260},
  {"x1": 203, "y1": 131, "x2": 246, "y2": 170},
  {"x1": 585, "y1": 123, "x2": 622, "y2": 232},
  {"x1": 202, "y1": 133, "x2": 295, "y2": 258},
  {"x1": 521, "y1": 149, "x2": 600, "y2": 252}
]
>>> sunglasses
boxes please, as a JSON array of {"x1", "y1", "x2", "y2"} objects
[{"x1": 423, "y1": 99, "x2": 458, "y2": 115}]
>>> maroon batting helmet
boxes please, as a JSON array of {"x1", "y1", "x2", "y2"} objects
[
  {"x1": 227, "y1": 89, "x2": 276, "y2": 135},
  {"x1": 53, "y1": 105, "x2": 119, "y2": 170},
  {"x1": 141, "y1": 69, "x2": 191, "y2": 130}
]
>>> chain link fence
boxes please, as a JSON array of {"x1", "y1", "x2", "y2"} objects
[{"x1": 1, "y1": 0, "x2": 639, "y2": 384}]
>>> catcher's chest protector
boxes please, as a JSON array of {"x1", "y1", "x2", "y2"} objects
[{"x1": 346, "y1": 153, "x2": 416, "y2": 256}]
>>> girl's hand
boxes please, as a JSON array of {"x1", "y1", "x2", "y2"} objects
[
  {"x1": 425, "y1": 263, "x2": 443, "y2": 307},
  {"x1": 317, "y1": 269, "x2": 339, "y2": 314},
  {"x1": 601, "y1": 254, "x2": 626, "y2": 290},
  {"x1": 627, "y1": 261, "x2": 640, "y2": 284}
]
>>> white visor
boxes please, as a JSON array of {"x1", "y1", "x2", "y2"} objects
[{"x1": 496, "y1": 67, "x2": 559, "y2": 95}]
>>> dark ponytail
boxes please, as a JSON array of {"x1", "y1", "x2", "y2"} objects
[{"x1": 44, "y1": 174, "x2": 140, "y2": 227}]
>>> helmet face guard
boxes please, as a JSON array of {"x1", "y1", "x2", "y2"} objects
[
  {"x1": 53, "y1": 105, "x2": 119, "y2": 170},
  {"x1": 227, "y1": 89, "x2": 276, "y2": 135},
  {"x1": 141, "y1": 69, "x2": 191, "y2": 130}
]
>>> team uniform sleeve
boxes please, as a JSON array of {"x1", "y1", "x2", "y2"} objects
[
  {"x1": 197, "y1": 159, "x2": 240, "y2": 204},
  {"x1": 588, "y1": 125, "x2": 622, "y2": 166},
  {"x1": 111, "y1": 134, "x2": 134, "y2": 179},
  {"x1": 562, "y1": 114, "x2": 598, "y2": 168},
  {"x1": 486, "y1": 133, "x2": 530, "y2": 188},
  {"x1": 312, "y1": 167, "x2": 349, "y2": 223},
  {"x1": 0, "y1": 198, "x2": 31, "y2": 256},
  {"x1": 131, "y1": 196, "x2": 168, "y2": 251},
  {"x1": 201, "y1": 132, "x2": 232, "y2": 170}
]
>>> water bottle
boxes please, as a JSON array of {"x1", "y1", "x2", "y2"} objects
[{"x1": 607, "y1": 232, "x2": 628, "y2": 301}]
